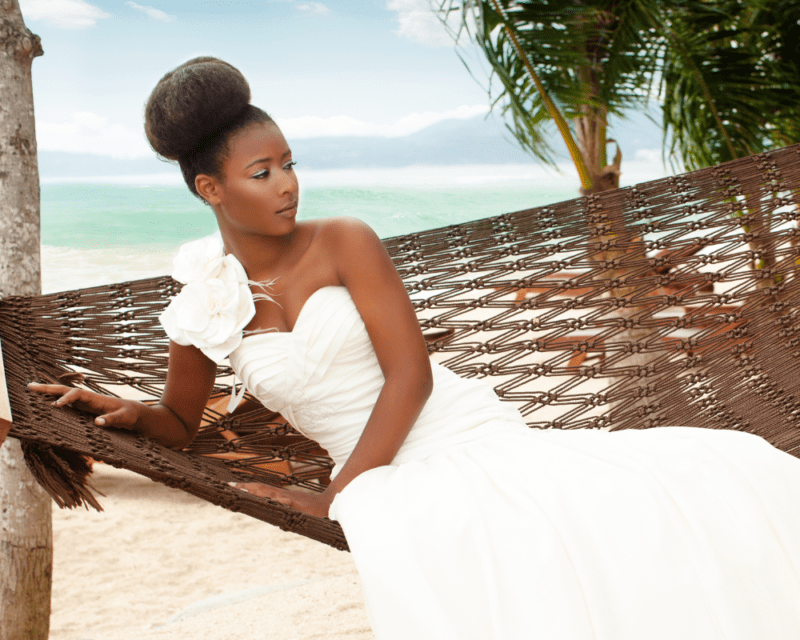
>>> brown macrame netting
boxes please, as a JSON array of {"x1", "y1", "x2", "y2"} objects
[{"x1": 2, "y1": 144, "x2": 800, "y2": 551}]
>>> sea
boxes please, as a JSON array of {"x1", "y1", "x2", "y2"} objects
[{"x1": 40, "y1": 161, "x2": 668, "y2": 294}]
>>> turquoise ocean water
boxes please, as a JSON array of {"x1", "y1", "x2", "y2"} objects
[{"x1": 41, "y1": 175, "x2": 578, "y2": 294}]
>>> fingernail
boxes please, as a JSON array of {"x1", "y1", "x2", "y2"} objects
[
  {"x1": 228, "y1": 482, "x2": 238, "y2": 488},
  {"x1": 96, "y1": 418, "x2": 106, "y2": 426}
]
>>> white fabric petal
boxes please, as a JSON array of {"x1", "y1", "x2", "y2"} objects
[
  {"x1": 172, "y1": 236, "x2": 225, "y2": 284},
  {"x1": 158, "y1": 303, "x2": 192, "y2": 346}
]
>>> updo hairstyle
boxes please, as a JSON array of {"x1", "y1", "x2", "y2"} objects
[{"x1": 144, "y1": 57, "x2": 274, "y2": 200}]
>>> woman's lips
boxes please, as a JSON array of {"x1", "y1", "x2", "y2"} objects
[{"x1": 276, "y1": 202, "x2": 298, "y2": 217}]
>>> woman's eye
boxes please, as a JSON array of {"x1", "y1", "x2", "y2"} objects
[
  {"x1": 284, "y1": 161, "x2": 297, "y2": 170},
  {"x1": 253, "y1": 169, "x2": 269, "y2": 179}
]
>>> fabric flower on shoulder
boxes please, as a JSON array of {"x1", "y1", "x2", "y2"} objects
[
  {"x1": 171, "y1": 235, "x2": 226, "y2": 284},
  {"x1": 159, "y1": 236, "x2": 256, "y2": 364}
]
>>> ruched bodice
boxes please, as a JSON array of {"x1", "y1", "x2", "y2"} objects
[
  {"x1": 228, "y1": 285, "x2": 800, "y2": 640},
  {"x1": 230, "y1": 286, "x2": 524, "y2": 472}
]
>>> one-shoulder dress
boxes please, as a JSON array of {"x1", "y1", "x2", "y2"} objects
[{"x1": 224, "y1": 285, "x2": 800, "y2": 639}]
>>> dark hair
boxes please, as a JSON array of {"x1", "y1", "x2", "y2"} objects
[{"x1": 144, "y1": 56, "x2": 274, "y2": 200}]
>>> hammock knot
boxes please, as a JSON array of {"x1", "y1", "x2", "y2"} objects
[
  {"x1": 584, "y1": 393, "x2": 606, "y2": 407},
  {"x1": 731, "y1": 342, "x2": 751, "y2": 355},
  {"x1": 117, "y1": 349, "x2": 143, "y2": 358},
  {"x1": 163, "y1": 282, "x2": 182, "y2": 297},
  {"x1": 528, "y1": 363, "x2": 552, "y2": 377},
  {"x1": 635, "y1": 400, "x2": 661, "y2": 417},
  {"x1": 633, "y1": 364, "x2": 657, "y2": 378},
  {"x1": 567, "y1": 318, "x2": 589, "y2": 330},
  {"x1": 534, "y1": 393, "x2": 555, "y2": 406},
  {"x1": 591, "y1": 224, "x2": 613, "y2": 237},
  {"x1": 110, "y1": 299, "x2": 135, "y2": 310},
  {"x1": 616, "y1": 318, "x2": 639, "y2": 330},
  {"x1": 624, "y1": 339, "x2": 646, "y2": 353},
  {"x1": 742, "y1": 232, "x2": 759, "y2": 243},
  {"x1": 672, "y1": 317, "x2": 689, "y2": 329},
  {"x1": 633, "y1": 384, "x2": 658, "y2": 399},
  {"x1": 680, "y1": 338, "x2": 700, "y2": 351},
  {"x1": 687, "y1": 220, "x2": 709, "y2": 232}
]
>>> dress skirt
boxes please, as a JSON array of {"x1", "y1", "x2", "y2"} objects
[{"x1": 330, "y1": 423, "x2": 800, "y2": 640}]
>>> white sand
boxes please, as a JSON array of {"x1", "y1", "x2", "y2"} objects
[{"x1": 50, "y1": 464, "x2": 374, "y2": 640}]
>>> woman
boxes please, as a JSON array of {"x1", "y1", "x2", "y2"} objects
[{"x1": 30, "y1": 57, "x2": 800, "y2": 639}]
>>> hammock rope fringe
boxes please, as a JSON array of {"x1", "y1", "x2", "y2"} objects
[{"x1": 2, "y1": 144, "x2": 800, "y2": 551}]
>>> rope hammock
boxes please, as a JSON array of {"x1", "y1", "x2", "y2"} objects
[{"x1": 2, "y1": 144, "x2": 800, "y2": 551}]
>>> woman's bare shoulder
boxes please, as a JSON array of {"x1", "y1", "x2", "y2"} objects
[
  {"x1": 309, "y1": 216, "x2": 381, "y2": 253},
  {"x1": 293, "y1": 217, "x2": 384, "y2": 286},
  {"x1": 307, "y1": 216, "x2": 375, "y2": 238}
]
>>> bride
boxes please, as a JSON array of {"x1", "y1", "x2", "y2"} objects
[{"x1": 30, "y1": 57, "x2": 800, "y2": 639}]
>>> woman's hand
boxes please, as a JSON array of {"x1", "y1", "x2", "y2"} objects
[
  {"x1": 230, "y1": 482, "x2": 334, "y2": 519},
  {"x1": 27, "y1": 382, "x2": 141, "y2": 429}
]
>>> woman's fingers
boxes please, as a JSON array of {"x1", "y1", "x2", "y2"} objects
[
  {"x1": 28, "y1": 382, "x2": 137, "y2": 429},
  {"x1": 27, "y1": 382, "x2": 72, "y2": 397},
  {"x1": 230, "y1": 482, "x2": 281, "y2": 498},
  {"x1": 52, "y1": 387, "x2": 87, "y2": 407},
  {"x1": 28, "y1": 383, "x2": 94, "y2": 409},
  {"x1": 230, "y1": 482, "x2": 293, "y2": 505},
  {"x1": 228, "y1": 483, "x2": 332, "y2": 517}
]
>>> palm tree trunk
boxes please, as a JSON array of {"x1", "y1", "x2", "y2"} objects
[{"x1": 0, "y1": 4, "x2": 51, "y2": 639}]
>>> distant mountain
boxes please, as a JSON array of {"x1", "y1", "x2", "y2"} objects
[
  {"x1": 290, "y1": 115, "x2": 535, "y2": 169},
  {"x1": 38, "y1": 110, "x2": 665, "y2": 179}
]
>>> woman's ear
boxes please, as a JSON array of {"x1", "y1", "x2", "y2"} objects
[{"x1": 196, "y1": 174, "x2": 222, "y2": 205}]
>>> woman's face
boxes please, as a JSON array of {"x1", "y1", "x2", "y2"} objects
[{"x1": 203, "y1": 121, "x2": 299, "y2": 237}]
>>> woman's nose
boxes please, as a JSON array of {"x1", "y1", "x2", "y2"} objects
[{"x1": 278, "y1": 168, "x2": 298, "y2": 194}]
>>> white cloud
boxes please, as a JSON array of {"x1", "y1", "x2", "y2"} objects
[
  {"x1": 125, "y1": 2, "x2": 177, "y2": 22},
  {"x1": 296, "y1": 2, "x2": 331, "y2": 15},
  {"x1": 634, "y1": 148, "x2": 663, "y2": 164},
  {"x1": 276, "y1": 104, "x2": 489, "y2": 139},
  {"x1": 20, "y1": 0, "x2": 110, "y2": 29},
  {"x1": 36, "y1": 106, "x2": 490, "y2": 157},
  {"x1": 387, "y1": 0, "x2": 457, "y2": 48},
  {"x1": 37, "y1": 112, "x2": 152, "y2": 159}
]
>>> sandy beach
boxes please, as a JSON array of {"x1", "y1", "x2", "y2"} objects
[{"x1": 50, "y1": 464, "x2": 373, "y2": 640}]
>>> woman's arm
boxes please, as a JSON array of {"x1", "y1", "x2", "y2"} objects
[
  {"x1": 236, "y1": 218, "x2": 433, "y2": 517},
  {"x1": 29, "y1": 339, "x2": 217, "y2": 450},
  {"x1": 325, "y1": 218, "x2": 433, "y2": 494}
]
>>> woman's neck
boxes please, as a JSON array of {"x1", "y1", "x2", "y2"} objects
[{"x1": 219, "y1": 225, "x2": 300, "y2": 281}]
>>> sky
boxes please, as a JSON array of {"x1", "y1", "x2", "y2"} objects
[
  {"x1": 19, "y1": 0, "x2": 500, "y2": 159},
  {"x1": 18, "y1": 0, "x2": 670, "y2": 189}
]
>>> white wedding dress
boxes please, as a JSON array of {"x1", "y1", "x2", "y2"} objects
[{"x1": 229, "y1": 285, "x2": 800, "y2": 640}]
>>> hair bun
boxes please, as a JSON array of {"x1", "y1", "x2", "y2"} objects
[{"x1": 144, "y1": 57, "x2": 251, "y2": 161}]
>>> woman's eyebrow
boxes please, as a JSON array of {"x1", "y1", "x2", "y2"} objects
[{"x1": 245, "y1": 149, "x2": 292, "y2": 169}]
